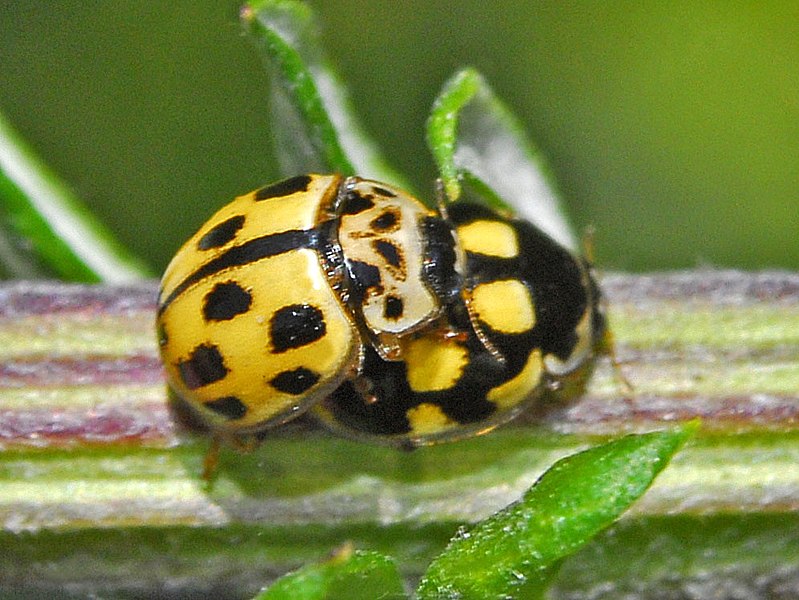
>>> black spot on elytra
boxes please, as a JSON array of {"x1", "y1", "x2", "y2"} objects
[
  {"x1": 203, "y1": 281, "x2": 252, "y2": 322},
  {"x1": 178, "y1": 344, "x2": 228, "y2": 390},
  {"x1": 370, "y1": 209, "x2": 399, "y2": 232},
  {"x1": 204, "y1": 396, "x2": 248, "y2": 420},
  {"x1": 371, "y1": 185, "x2": 397, "y2": 198},
  {"x1": 197, "y1": 215, "x2": 245, "y2": 250},
  {"x1": 373, "y1": 240, "x2": 402, "y2": 269},
  {"x1": 270, "y1": 304, "x2": 326, "y2": 353},
  {"x1": 384, "y1": 295, "x2": 404, "y2": 320},
  {"x1": 339, "y1": 191, "x2": 374, "y2": 215},
  {"x1": 270, "y1": 367, "x2": 320, "y2": 395},
  {"x1": 254, "y1": 175, "x2": 312, "y2": 201}
]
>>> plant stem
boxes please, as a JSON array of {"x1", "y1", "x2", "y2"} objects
[
  {"x1": 1, "y1": 271, "x2": 797, "y2": 596},
  {"x1": 1, "y1": 271, "x2": 798, "y2": 533}
]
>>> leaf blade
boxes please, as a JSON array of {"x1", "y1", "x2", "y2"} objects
[
  {"x1": 0, "y1": 112, "x2": 152, "y2": 282},
  {"x1": 427, "y1": 67, "x2": 577, "y2": 250},
  {"x1": 242, "y1": 1, "x2": 409, "y2": 188},
  {"x1": 254, "y1": 547, "x2": 407, "y2": 600},
  {"x1": 417, "y1": 425, "x2": 696, "y2": 599}
]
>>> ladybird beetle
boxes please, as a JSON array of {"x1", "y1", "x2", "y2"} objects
[
  {"x1": 157, "y1": 173, "x2": 604, "y2": 450},
  {"x1": 315, "y1": 201, "x2": 604, "y2": 446},
  {"x1": 157, "y1": 174, "x2": 462, "y2": 439}
]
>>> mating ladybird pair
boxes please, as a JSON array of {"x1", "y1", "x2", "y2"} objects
[{"x1": 157, "y1": 174, "x2": 604, "y2": 449}]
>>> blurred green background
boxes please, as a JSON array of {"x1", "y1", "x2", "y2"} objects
[{"x1": 1, "y1": 1, "x2": 797, "y2": 273}]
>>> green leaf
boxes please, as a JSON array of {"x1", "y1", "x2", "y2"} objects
[
  {"x1": 416, "y1": 425, "x2": 696, "y2": 599},
  {"x1": 427, "y1": 67, "x2": 577, "y2": 250},
  {"x1": 254, "y1": 546, "x2": 407, "y2": 600},
  {"x1": 242, "y1": 1, "x2": 409, "y2": 189},
  {"x1": 0, "y1": 112, "x2": 152, "y2": 282}
]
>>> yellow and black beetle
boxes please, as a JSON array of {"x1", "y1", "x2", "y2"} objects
[{"x1": 157, "y1": 173, "x2": 604, "y2": 450}]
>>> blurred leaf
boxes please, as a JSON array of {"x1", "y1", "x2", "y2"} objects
[
  {"x1": 0, "y1": 112, "x2": 152, "y2": 282},
  {"x1": 416, "y1": 425, "x2": 696, "y2": 599},
  {"x1": 427, "y1": 67, "x2": 576, "y2": 250},
  {"x1": 254, "y1": 545, "x2": 406, "y2": 600},
  {"x1": 242, "y1": 0, "x2": 409, "y2": 189}
]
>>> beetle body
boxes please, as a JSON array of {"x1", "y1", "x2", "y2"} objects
[
  {"x1": 316, "y1": 201, "x2": 604, "y2": 446},
  {"x1": 157, "y1": 174, "x2": 603, "y2": 445}
]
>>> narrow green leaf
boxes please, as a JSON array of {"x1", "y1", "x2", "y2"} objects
[
  {"x1": 254, "y1": 546, "x2": 407, "y2": 600},
  {"x1": 0, "y1": 112, "x2": 152, "y2": 282},
  {"x1": 416, "y1": 425, "x2": 696, "y2": 599},
  {"x1": 242, "y1": 1, "x2": 409, "y2": 188},
  {"x1": 427, "y1": 67, "x2": 576, "y2": 250}
]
